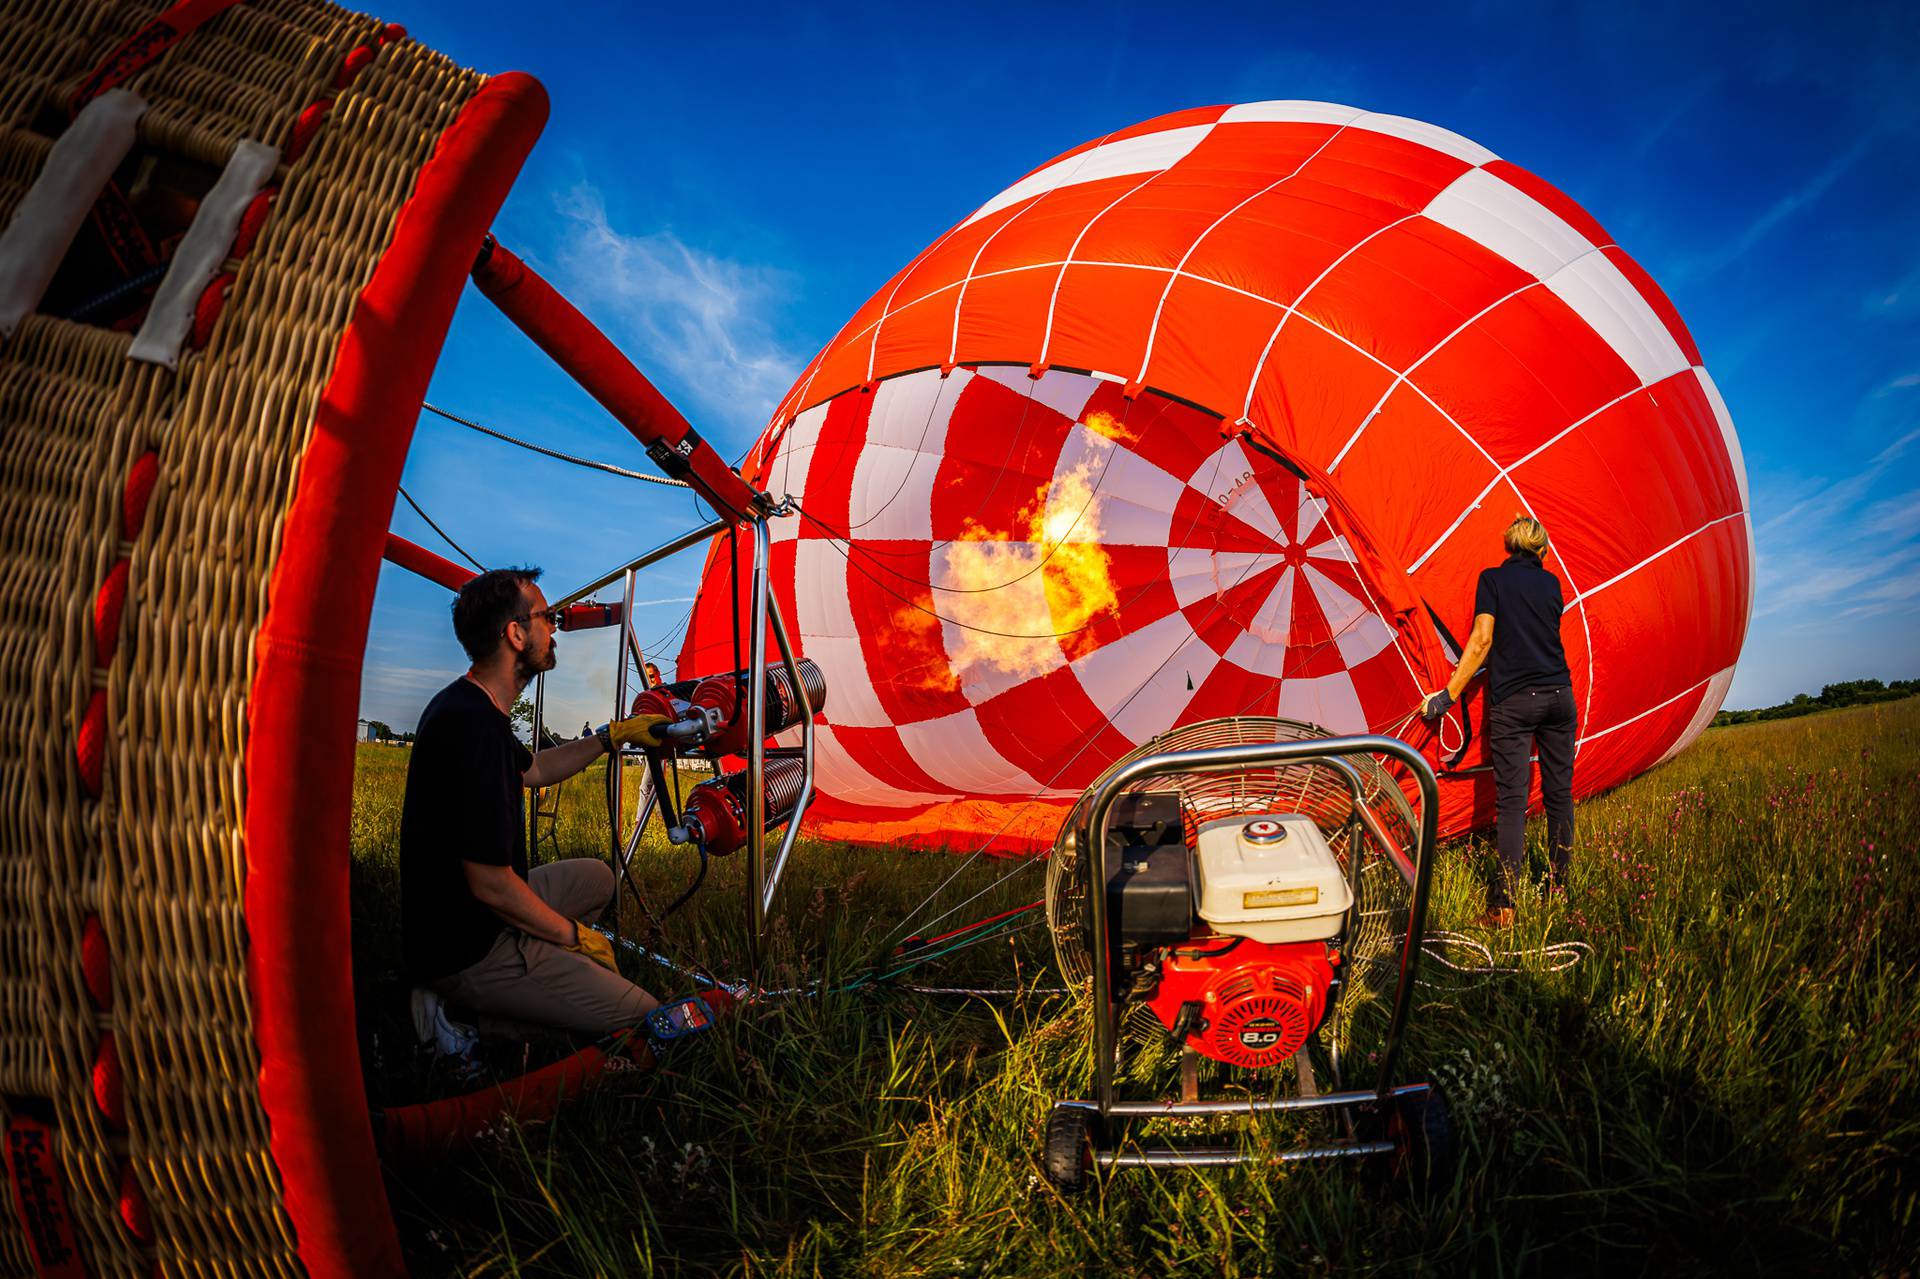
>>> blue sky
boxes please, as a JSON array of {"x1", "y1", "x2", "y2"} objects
[{"x1": 361, "y1": 0, "x2": 1920, "y2": 733}]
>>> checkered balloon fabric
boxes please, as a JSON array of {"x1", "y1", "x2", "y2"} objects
[{"x1": 682, "y1": 101, "x2": 1751, "y2": 850}]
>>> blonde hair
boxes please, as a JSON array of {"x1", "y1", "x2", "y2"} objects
[{"x1": 1503, "y1": 514, "x2": 1548, "y2": 557}]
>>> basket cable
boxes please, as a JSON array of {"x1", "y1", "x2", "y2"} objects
[
  {"x1": 835, "y1": 366, "x2": 971, "y2": 534},
  {"x1": 421, "y1": 400, "x2": 691, "y2": 487},
  {"x1": 876, "y1": 600, "x2": 1437, "y2": 967},
  {"x1": 396, "y1": 483, "x2": 485, "y2": 571}
]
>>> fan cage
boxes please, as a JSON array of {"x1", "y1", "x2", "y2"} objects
[{"x1": 1043, "y1": 716, "x2": 1421, "y2": 1049}]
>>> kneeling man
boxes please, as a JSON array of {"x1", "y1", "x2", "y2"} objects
[{"x1": 402, "y1": 566, "x2": 661, "y2": 1036}]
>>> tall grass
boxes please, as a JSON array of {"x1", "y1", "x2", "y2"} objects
[{"x1": 350, "y1": 702, "x2": 1920, "y2": 1276}]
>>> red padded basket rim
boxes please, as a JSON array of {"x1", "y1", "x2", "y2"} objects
[{"x1": 243, "y1": 71, "x2": 547, "y2": 1278}]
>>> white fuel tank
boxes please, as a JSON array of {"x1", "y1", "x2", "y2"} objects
[{"x1": 1192, "y1": 815, "x2": 1352, "y2": 943}]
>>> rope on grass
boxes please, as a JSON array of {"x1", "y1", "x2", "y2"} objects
[
  {"x1": 604, "y1": 904, "x2": 1054, "y2": 1001},
  {"x1": 896, "y1": 983, "x2": 1071, "y2": 998},
  {"x1": 1416, "y1": 930, "x2": 1592, "y2": 978}
]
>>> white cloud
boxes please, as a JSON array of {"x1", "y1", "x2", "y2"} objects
[
  {"x1": 550, "y1": 183, "x2": 802, "y2": 441},
  {"x1": 359, "y1": 663, "x2": 457, "y2": 719},
  {"x1": 1869, "y1": 266, "x2": 1918, "y2": 314},
  {"x1": 1754, "y1": 427, "x2": 1918, "y2": 540},
  {"x1": 1750, "y1": 426, "x2": 1920, "y2": 625},
  {"x1": 1671, "y1": 134, "x2": 1877, "y2": 282},
  {"x1": 1861, "y1": 489, "x2": 1920, "y2": 543},
  {"x1": 1618, "y1": 75, "x2": 1719, "y2": 168}
]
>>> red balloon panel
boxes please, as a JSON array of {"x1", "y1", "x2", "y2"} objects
[{"x1": 699, "y1": 101, "x2": 1751, "y2": 852}]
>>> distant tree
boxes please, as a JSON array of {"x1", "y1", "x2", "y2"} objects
[
  {"x1": 1712, "y1": 677, "x2": 1918, "y2": 727},
  {"x1": 506, "y1": 698, "x2": 567, "y2": 748},
  {"x1": 365, "y1": 719, "x2": 394, "y2": 741}
]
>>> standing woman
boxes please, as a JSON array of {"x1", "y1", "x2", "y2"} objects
[{"x1": 1422, "y1": 516, "x2": 1577, "y2": 928}]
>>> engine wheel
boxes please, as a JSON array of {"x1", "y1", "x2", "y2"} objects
[
  {"x1": 1042, "y1": 1104, "x2": 1101, "y2": 1194},
  {"x1": 1386, "y1": 1086, "x2": 1455, "y2": 1188}
]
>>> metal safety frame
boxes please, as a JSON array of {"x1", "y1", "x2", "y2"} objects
[
  {"x1": 532, "y1": 511, "x2": 815, "y2": 970},
  {"x1": 1055, "y1": 734, "x2": 1440, "y2": 1170},
  {"x1": 469, "y1": 230, "x2": 820, "y2": 972}
]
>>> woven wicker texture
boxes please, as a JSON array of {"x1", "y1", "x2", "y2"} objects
[{"x1": 0, "y1": 2, "x2": 482, "y2": 1272}]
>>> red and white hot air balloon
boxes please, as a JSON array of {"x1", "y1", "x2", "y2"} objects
[{"x1": 682, "y1": 100, "x2": 1753, "y2": 850}]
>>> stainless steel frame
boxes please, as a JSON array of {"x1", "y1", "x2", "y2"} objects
[
  {"x1": 559, "y1": 511, "x2": 816, "y2": 972},
  {"x1": 553, "y1": 517, "x2": 730, "y2": 609},
  {"x1": 1055, "y1": 734, "x2": 1440, "y2": 1169},
  {"x1": 744, "y1": 516, "x2": 816, "y2": 960}
]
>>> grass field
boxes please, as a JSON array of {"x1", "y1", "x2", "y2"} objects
[{"x1": 349, "y1": 700, "x2": 1920, "y2": 1276}]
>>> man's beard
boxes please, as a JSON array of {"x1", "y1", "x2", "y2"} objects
[{"x1": 514, "y1": 637, "x2": 557, "y2": 686}]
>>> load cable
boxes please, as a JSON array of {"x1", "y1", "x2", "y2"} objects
[
  {"x1": 421, "y1": 400, "x2": 692, "y2": 487},
  {"x1": 603, "y1": 902, "x2": 1047, "y2": 1000},
  {"x1": 865, "y1": 439, "x2": 1268, "y2": 952},
  {"x1": 829, "y1": 434, "x2": 1238, "y2": 960},
  {"x1": 876, "y1": 621, "x2": 1414, "y2": 969},
  {"x1": 396, "y1": 483, "x2": 485, "y2": 572}
]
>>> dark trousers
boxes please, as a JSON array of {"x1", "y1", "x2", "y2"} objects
[{"x1": 1486, "y1": 685, "x2": 1576, "y2": 907}]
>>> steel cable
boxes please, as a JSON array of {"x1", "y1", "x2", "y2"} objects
[
  {"x1": 421, "y1": 400, "x2": 692, "y2": 487},
  {"x1": 395, "y1": 483, "x2": 485, "y2": 571}
]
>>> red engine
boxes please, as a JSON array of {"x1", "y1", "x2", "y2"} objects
[
  {"x1": 1098, "y1": 795, "x2": 1349, "y2": 1069},
  {"x1": 1144, "y1": 939, "x2": 1336, "y2": 1068}
]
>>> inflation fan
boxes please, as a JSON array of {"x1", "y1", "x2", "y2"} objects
[{"x1": 1040, "y1": 718, "x2": 1449, "y2": 1190}]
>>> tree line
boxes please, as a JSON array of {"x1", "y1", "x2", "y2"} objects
[
  {"x1": 1712, "y1": 678, "x2": 1919, "y2": 727},
  {"x1": 358, "y1": 698, "x2": 571, "y2": 747}
]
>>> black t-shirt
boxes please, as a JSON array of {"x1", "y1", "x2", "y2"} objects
[
  {"x1": 1473, "y1": 552, "x2": 1573, "y2": 705},
  {"x1": 400, "y1": 677, "x2": 533, "y2": 980}
]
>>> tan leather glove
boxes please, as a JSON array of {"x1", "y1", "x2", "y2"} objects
[
  {"x1": 602, "y1": 714, "x2": 670, "y2": 751},
  {"x1": 567, "y1": 924, "x2": 618, "y2": 972}
]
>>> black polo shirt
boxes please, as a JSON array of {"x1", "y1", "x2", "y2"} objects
[
  {"x1": 1473, "y1": 552, "x2": 1573, "y2": 705},
  {"x1": 400, "y1": 677, "x2": 532, "y2": 981}
]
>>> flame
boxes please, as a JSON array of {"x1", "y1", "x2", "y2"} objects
[
  {"x1": 928, "y1": 456, "x2": 1119, "y2": 681},
  {"x1": 1080, "y1": 408, "x2": 1134, "y2": 446}
]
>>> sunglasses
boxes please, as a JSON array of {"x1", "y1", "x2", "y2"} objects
[{"x1": 503, "y1": 606, "x2": 563, "y2": 635}]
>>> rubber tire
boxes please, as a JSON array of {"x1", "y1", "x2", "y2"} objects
[
  {"x1": 1043, "y1": 1104, "x2": 1100, "y2": 1195},
  {"x1": 1388, "y1": 1086, "x2": 1456, "y2": 1189}
]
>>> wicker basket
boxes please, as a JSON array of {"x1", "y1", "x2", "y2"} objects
[{"x1": 0, "y1": 3, "x2": 544, "y2": 1273}]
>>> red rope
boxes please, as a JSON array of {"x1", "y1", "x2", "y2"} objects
[
  {"x1": 914, "y1": 899, "x2": 1042, "y2": 948},
  {"x1": 70, "y1": 0, "x2": 251, "y2": 109}
]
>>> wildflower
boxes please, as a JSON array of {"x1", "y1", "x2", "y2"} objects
[{"x1": 672, "y1": 1141, "x2": 712, "y2": 1188}]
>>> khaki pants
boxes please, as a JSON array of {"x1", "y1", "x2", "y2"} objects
[{"x1": 432, "y1": 859, "x2": 658, "y2": 1035}]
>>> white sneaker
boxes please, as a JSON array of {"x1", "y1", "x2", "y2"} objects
[{"x1": 409, "y1": 987, "x2": 479, "y2": 1061}]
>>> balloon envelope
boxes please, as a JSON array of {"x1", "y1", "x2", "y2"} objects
[{"x1": 683, "y1": 101, "x2": 1752, "y2": 850}]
